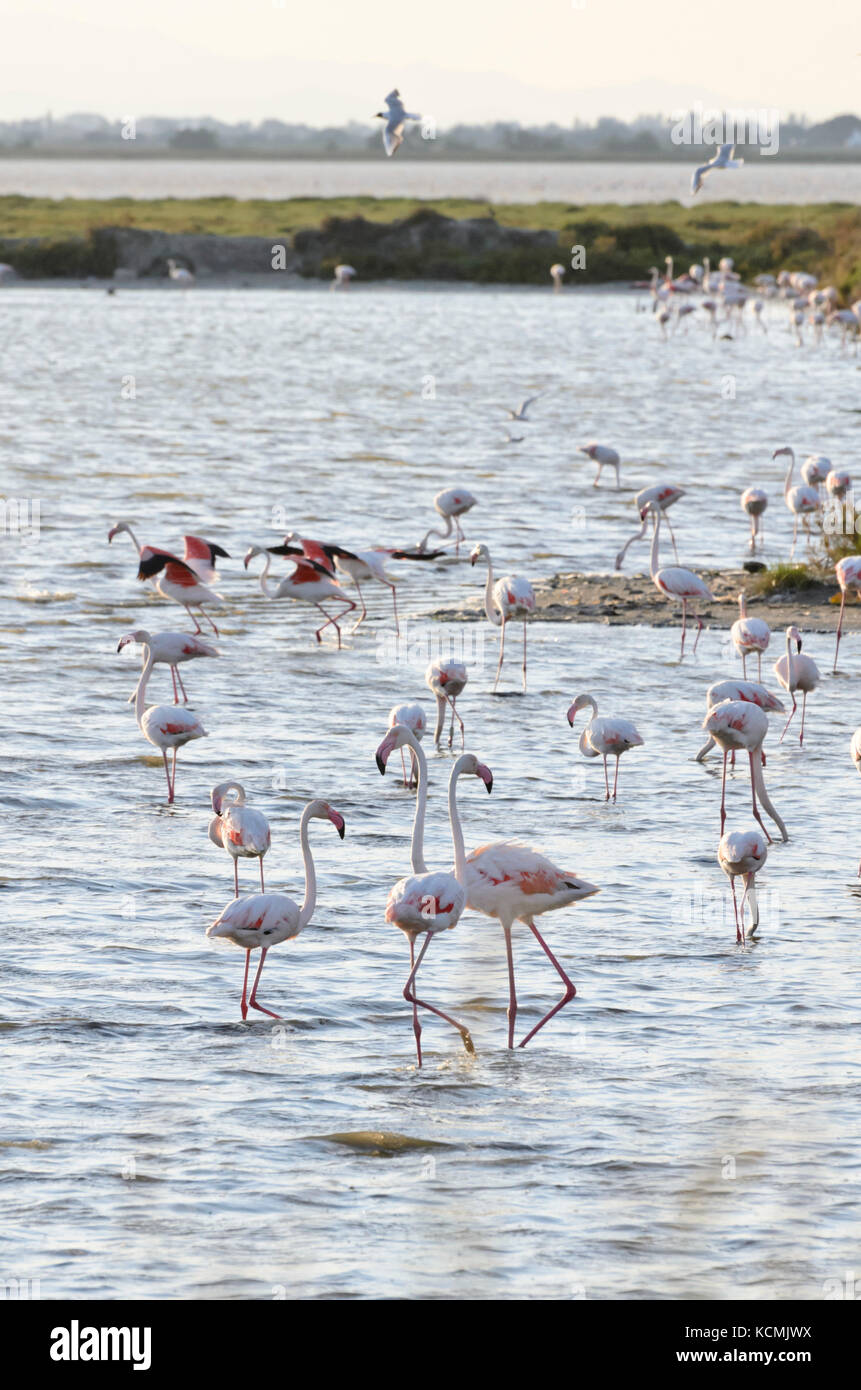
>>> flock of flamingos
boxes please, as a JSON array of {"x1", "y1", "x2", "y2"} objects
[{"x1": 105, "y1": 256, "x2": 861, "y2": 1065}]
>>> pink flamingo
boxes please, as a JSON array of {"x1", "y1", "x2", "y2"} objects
[
  {"x1": 469, "y1": 543, "x2": 536, "y2": 691},
  {"x1": 417, "y1": 488, "x2": 477, "y2": 555},
  {"x1": 578, "y1": 442, "x2": 621, "y2": 488},
  {"x1": 695, "y1": 678, "x2": 785, "y2": 763},
  {"x1": 134, "y1": 639, "x2": 208, "y2": 803},
  {"x1": 118, "y1": 628, "x2": 219, "y2": 705},
  {"x1": 701, "y1": 700, "x2": 788, "y2": 843},
  {"x1": 376, "y1": 725, "x2": 491, "y2": 1065},
  {"x1": 208, "y1": 782, "x2": 272, "y2": 895},
  {"x1": 566, "y1": 693, "x2": 644, "y2": 800},
  {"x1": 773, "y1": 446, "x2": 820, "y2": 557},
  {"x1": 275, "y1": 534, "x2": 400, "y2": 635},
  {"x1": 718, "y1": 829, "x2": 768, "y2": 943},
  {"x1": 387, "y1": 701, "x2": 426, "y2": 787},
  {"x1": 244, "y1": 545, "x2": 356, "y2": 648},
  {"x1": 644, "y1": 501, "x2": 712, "y2": 656},
  {"x1": 730, "y1": 594, "x2": 770, "y2": 680},
  {"x1": 740, "y1": 487, "x2": 768, "y2": 551},
  {"x1": 615, "y1": 484, "x2": 684, "y2": 569},
  {"x1": 825, "y1": 468, "x2": 851, "y2": 501},
  {"x1": 108, "y1": 522, "x2": 230, "y2": 584},
  {"x1": 207, "y1": 800, "x2": 344, "y2": 1020},
  {"x1": 774, "y1": 625, "x2": 820, "y2": 745},
  {"x1": 833, "y1": 555, "x2": 861, "y2": 671},
  {"x1": 426, "y1": 660, "x2": 468, "y2": 748},
  {"x1": 135, "y1": 550, "x2": 226, "y2": 635},
  {"x1": 851, "y1": 727, "x2": 861, "y2": 874}
]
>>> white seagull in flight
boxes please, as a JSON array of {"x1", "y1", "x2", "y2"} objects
[
  {"x1": 691, "y1": 144, "x2": 744, "y2": 195},
  {"x1": 375, "y1": 89, "x2": 421, "y2": 157}
]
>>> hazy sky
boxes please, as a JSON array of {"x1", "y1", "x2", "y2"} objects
[{"x1": 2, "y1": 0, "x2": 857, "y2": 124}]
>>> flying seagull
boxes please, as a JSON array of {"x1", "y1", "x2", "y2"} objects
[
  {"x1": 691, "y1": 144, "x2": 744, "y2": 195},
  {"x1": 504, "y1": 395, "x2": 541, "y2": 421},
  {"x1": 375, "y1": 89, "x2": 421, "y2": 157}
]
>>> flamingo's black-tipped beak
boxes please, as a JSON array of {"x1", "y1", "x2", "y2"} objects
[
  {"x1": 566, "y1": 704, "x2": 576, "y2": 727},
  {"x1": 328, "y1": 809, "x2": 346, "y2": 839},
  {"x1": 477, "y1": 762, "x2": 493, "y2": 793},
  {"x1": 376, "y1": 752, "x2": 387, "y2": 775}
]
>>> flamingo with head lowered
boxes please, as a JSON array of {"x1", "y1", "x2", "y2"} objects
[
  {"x1": 701, "y1": 700, "x2": 788, "y2": 844},
  {"x1": 208, "y1": 782, "x2": 272, "y2": 895},
  {"x1": 579, "y1": 442, "x2": 620, "y2": 489},
  {"x1": 376, "y1": 725, "x2": 491, "y2": 1065},
  {"x1": 207, "y1": 800, "x2": 345, "y2": 1020},
  {"x1": 615, "y1": 484, "x2": 684, "y2": 569},
  {"x1": 566, "y1": 693, "x2": 643, "y2": 800},
  {"x1": 133, "y1": 639, "x2": 208, "y2": 803},
  {"x1": 416, "y1": 488, "x2": 477, "y2": 556},
  {"x1": 387, "y1": 702, "x2": 426, "y2": 787},
  {"x1": 740, "y1": 488, "x2": 768, "y2": 551},
  {"x1": 718, "y1": 828, "x2": 768, "y2": 943},
  {"x1": 426, "y1": 660, "x2": 468, "y2": 748},
  {"x1": 244, "y1": 545, "x2": 356, "y2": 647},
  {"x1": 833, "y1": 555, "x2": 861, "y2": 672},
  {"x1": 695, "y1": 678, "x2": 785, "y2": 762},
  {"x1": 118, "y1": 628, "x2": 219, "y2": 705},
  {"x1": 469, "y1": 542, "x2": 536, "y2": 691},
  {"x1": 644, "y1": 501, "x2": 712, "y2": 656}
]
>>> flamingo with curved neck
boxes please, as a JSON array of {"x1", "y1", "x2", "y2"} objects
[
  {"x1": 207, "y1": 799, "x2": 345, "y2": 1020},
  {"x1": 645, "y1": 502, "x2": 712, "y2": 657},
  {"x1": 773, "y1": 625, "x2": 821, "y2": 745},
  {"x1": 470, "y1": 542, "x2": 536, "y2": 691},
  {"x1": 134, "y1": 642, "x2": 207, "y2": 802},
  {"x1": 208, "y1": 781, "x2": 272, "y2": 895},
  {"x1": 376, "y1": 725, "x2": 492, "y2": 1065},
  {"x1": 244, "y1": 545, "x2": 356, "y2": 647}
]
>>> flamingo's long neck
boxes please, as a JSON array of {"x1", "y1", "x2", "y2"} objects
[
  {"x1": 784, "y1": 628, "x2": 795, "y2": 687},
  {"x1": 256, "y1": 551, "x2": 275, "y2": 598},
  {"x1": 447, "y1": 766, "x2": 467, "y2": 884},
  {"x1": 419, "y1": 514, "x2": 453, "y2": 550},
  {"x1": 409, "y1": 737, "x2": 429, "y2": 874},
  {"x1": 649, "y1": 508, "x2": 662, "y2": 579},
  {"x1": 125, "y1": 525, "x2": 143, "y2": 555},
  {"x1": 739, "y1": 594, "x2": 747, "y2": 618},
  {"x1": 480, "y1": 553, "x2": 501, "y2": 626},
  {"x1": 752, "y1": 748, "x2": 788, "y2": 842},
  {"x1": 212, "y1": 782, "x2": 244, "y2": 814},
  {"x1": 298, "y1": 806, "x2": 318, "y2": 929},
  {"x1": 783, "y1": 449, "x2": 795, "y2": 502},
  {"x1": 433, "y1": 694, "x2": 446, "y2": 744},
  {"x1": 134, "y1": 646, "x2": 155, "y2": 726}
]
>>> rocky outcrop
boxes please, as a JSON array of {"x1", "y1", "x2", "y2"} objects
[{"x1": 105, "y1": 226, "x2": 300, "y2": 277}]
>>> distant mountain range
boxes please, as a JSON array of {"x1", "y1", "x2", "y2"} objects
[{"x1": 3, "y1": 111, "x2": 861, "y2": 159}]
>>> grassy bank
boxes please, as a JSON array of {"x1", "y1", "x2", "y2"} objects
[{"x1": 1, "y1": 195, "x2": 859, "y2": 292}]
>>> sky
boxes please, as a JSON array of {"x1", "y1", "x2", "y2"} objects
[{"x1": 1, "y1": 0, "x2": 857, "y2": 125}]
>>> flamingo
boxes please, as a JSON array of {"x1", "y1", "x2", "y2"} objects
[
  {"x1": 833, "y1": 555, "x2": 861, "y2": 671},
  {"x1": 718, "y1": 829, "x2": 768, "y2": 943},
  {"x1": 117, "y1": 628, "x2": 218, "y2": 705},
  {"x1": 331, "y1": 264, "x2": 356, "y2": 290},
  {"x1": 851, "y1": 727, "x2": 861, "y2": 874},
  {"x1": 426, "y1": 660, "x2": 468, "y2": 748},
  {"x1": 166, "y1": 258, "x2": 195, "y2": 285},
  {"x1": 207, "y1": 800, "x2": 344, "y2": 1020},
  {"x1": 135, "y1": 549, "x2": 226, "y2": 636},
  {"x1": 740, "y1": 487, "x2": 768, "y2": 551},
  {"x1": 773, "y1": 446, "x2": 820, "y2": 557},
  {"x1": 416, "y1": 488, "x2": 477, "y2": 556},
  {"x1": 801, "y1": 454, "x2": 829, "y2": 488},
  {"x1": 387, "y1": 701, "x2": 427, "y2": 787},
  {"x1": 133, "y1": 640, "x2": 208, "y2": 803},
  {"x1": 376, "y1": 725, "x2": 491, "y2": 1065},
  {"x1": 615, "y1": 484, "x2": 685, "y2": 569},
  {"x1": 730, "y1": 594, "x2": 770, "y2": 680},
  {"x1": 208, "y1": 782, "x2": 272, "y2": 895},
  {"x1": 243, "y1": 545, "x2": 356, "y2": 648},
  {"x1": 644, "y1": 501, "x2": 713, "y2": 656},
  {"x1": 550, "y1": 263, "x2": 565, "y2": 292},
  {"x1": 566, "y1": 693, "x2": 643, "y2": 800},
  {"x1": 825, "y1": 468, "x2": 851, "y2": 501},
  {"x1": 109, "y1": 521, "x2": 229, "y2": 596},
  {"x1": 695, "y1": 679, "x2": 785, "y2": 763},
  {"x1": 691, "y1": 144, "x2": 744, "y2": 195},
  {"x1": 578, "y1": 442, "x2": 620, "y2": 489},
  {"x1": 464, "y1": 842, "x2": 599, "y2": 1050},
  {"x1": 469, "y1": 542, "x2": 535, "y2": 692},
  {"x1": 374, "y1": 89, "x2": 420, "y2": 157},
  {"x1": 774, "y1": 625, "x2": 820, "y2": 745},
  {"x1": 274, "y1": 534, "x2": 399, "y2": 635},
  {"x1": 701, "y1": 700, "x2": 788, "y2": 844}
]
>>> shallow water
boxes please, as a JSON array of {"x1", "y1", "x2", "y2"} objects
[
  {"x1": 1, "y1": 157, "x2": 860, "y2": 204},
  {"x1": 1, "y1": 285, "x2": 859, "y2": 1300}
]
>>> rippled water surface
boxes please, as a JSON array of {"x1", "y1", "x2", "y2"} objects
[{"x1": 2, "y1": 285, "x2": 860, "y2": 1300}]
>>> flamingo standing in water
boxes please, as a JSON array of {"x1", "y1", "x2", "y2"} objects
[
  {"x1": 108, "y1": 522, "x2": 229, "y2": 584},
  {"x1": 774, "y1": 625, "x2": 820, "y2": 745},
  {"x1": 207, "y1": 800, "x2": 345, "y2": 1020},
  {"x1": 109, "y1": 522, "x2": 229, "y2": 634},
  {"x1": 741, "y1": 487, "x2": 768, "y2": 551},
  {"x1": 117, "y1": 629, "x2": 219, "y2": 705},
  {"x1": 550, "y1": 263, "x2": 565, "y2": 292},
  {"x1": 773, "y1": 446, "x2": 820, "y2": 557},
  {"x1": 376, "y1": 725, "x2": 492, "y2": 1064},
  {"x1": 825, "y1": 467, "x2": 851, "y2": 501},
  {"x1": 273, "y1": 534, "x2": 400, "y2": 634},
  {"x1": 469, "y1": 543, "x2": 536, "y2": 692},
  {"x1": 566, "y1": 693, "x2": 643, "y2": 800},
  {"x1": 702, "y1": 700, "x2": 788, "y2": 843},
  {"x1": 387, "y1": 701, "x2": 427, "y2": 787},
  {"x1": 615, "y1": 484, "x2": 685, "y2": 569},
  {"x1": 833, "y1": 555, "x2": 861, "y2": 671},
  {"x1": 718, "y1": 829, "x2": 768, "y2": 943},
  {"x1": 133, "y1": 640, "x2": 208, "y2": 803},
  {"x1": 208, "y1": 782, "x2": 272, "y2": 895},
  {"x1": 578, "y1": 442, "x2": 621, "y2": 488},
  {"x1": 644, "y1": 501, "x2": 713, "y2": 656},
  {"x1": 244, "y1": 545, "x2": 356, "y2": 648},
  {"x1": 851, "y1": 727, "x2": 861, "y2": 874},
  {"x1": 730, "y1": 594, "x2": 770, "y2": 680},
  {"x1": 416, "y1": 488, "x2": 477, "y2": 556},
  {"x1": 426, "y1": 660, "x2": 468, "y2": 748},
  {"x1": 695, "y1": 679, "x2": 785, "y2": 763}
]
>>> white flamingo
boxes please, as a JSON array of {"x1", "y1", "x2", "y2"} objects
[
  {"x1": 773, "y1": 625, "x2": 820, "y2": 745},
  {"x1": 730, "y1": 594, "x2": 770, "y2": 680},
  {"x1": 469, "y1": 542, "x2": 536, "y2": 692},
  {"x1": 208, "y1": 782, "x2": 272, "y2": 895},
  {"x1": 566, "y1": 693, "x2": 643, "y2": 800}
]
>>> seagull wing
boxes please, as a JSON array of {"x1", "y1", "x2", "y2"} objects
[{"x1": 383, "y1": 122, "x2": 404, "y2": 157}]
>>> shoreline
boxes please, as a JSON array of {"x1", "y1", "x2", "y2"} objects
[{"x1": 431, "y1": 568, "x2": 860, "y2": 634}]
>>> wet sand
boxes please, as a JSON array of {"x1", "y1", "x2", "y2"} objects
[{"x1": 433, "y1": 568, "x2": 860, "y2": 633}]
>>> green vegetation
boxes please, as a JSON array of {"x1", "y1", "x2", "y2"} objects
[
  {"x1": 0, "y1": 195, "x2": 859, "y2": 292},
  {"x1": 748, "y1": 562, "x2": 824, "y2": 595}
]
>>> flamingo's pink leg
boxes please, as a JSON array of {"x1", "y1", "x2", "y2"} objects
[
  {"x1": 602, "y1": 754, "x2": 610, "y2": 800},
  {"x1": 404, "y1": 933, "x2": 474, "y2": 1061},
  {"x1": 170, "y1": 747, "x2": 178, "y2": 801},
  {"x1": 248, "y1": 946, "x2": 281, "y2": 1018},
  {"x1": 613, "y1": 755, "x2": 621, "y2": 800},
  {"x1": 185, "y1": 605, "x2": 203, "y2": 635},
  {"x1": 522, "y1": 621, "x2": 528, "y2": 691},
  {"x1": 834, "y1": 590, "x2": 847, "y2": 673},
  {"x1": 518, "y1": 920, "x2": 577, "y2": 1048},
  {"x1": 406, "y1": 935, "x2": 423, "y2": 1065},
  {"x1": 720, "y1": 750, "x2": 728, "y2": 834},
  {"x1": 170, "y1": 665, "x2": 179, "y2": 704},
  {"x1": 162, "y1": 750, "x2": 174, "y2": 804},
  {"x1": 494, "y1": 617, "x2": 507, "y2": 692},
  {"x1": 446, "y1": 696, "x2": 465, "y2": 749},
  {"x1": 240, "y1": 949, "x2": 251, "y2": 1020},
  {"x1": 233, "y1": 857, "x2": 239, "y2": 898},
  {"x1": 349, "y1": 581, "x2": 367, "y2": 634},
  {"x1": 730, "y1": 875, "x2": 742, "y2": 944},
  {"x1": 680, "y1": 601, "x2": 687, "y2": 657},
  {"x1": 176, "y1": 667, "x2": 189, "y2": 703},
  {"x1": 503, "y1": 926, "x2": 517, "y2": 1049},
  {"x1": 799, "y1": 691, "x2": 808, "y2": 746},
  {"x1": 741, "y1": 651, "x2": 748, "y2": 680},
  {"x1": 779, "y1": 694, "x2": 797, "y2": 743},
  {"x1": 665, "y1": 512, "x2": 680, "y2": 563},
  {"x1": 389, "y1": 582, "x2": 399, "y2": 637},
  {"x1": 201, "y1": 609, "x2": 220, "y2": 636},
  {"x1": 692, "y1": 612, "x2": 704, "y2": 652}
]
